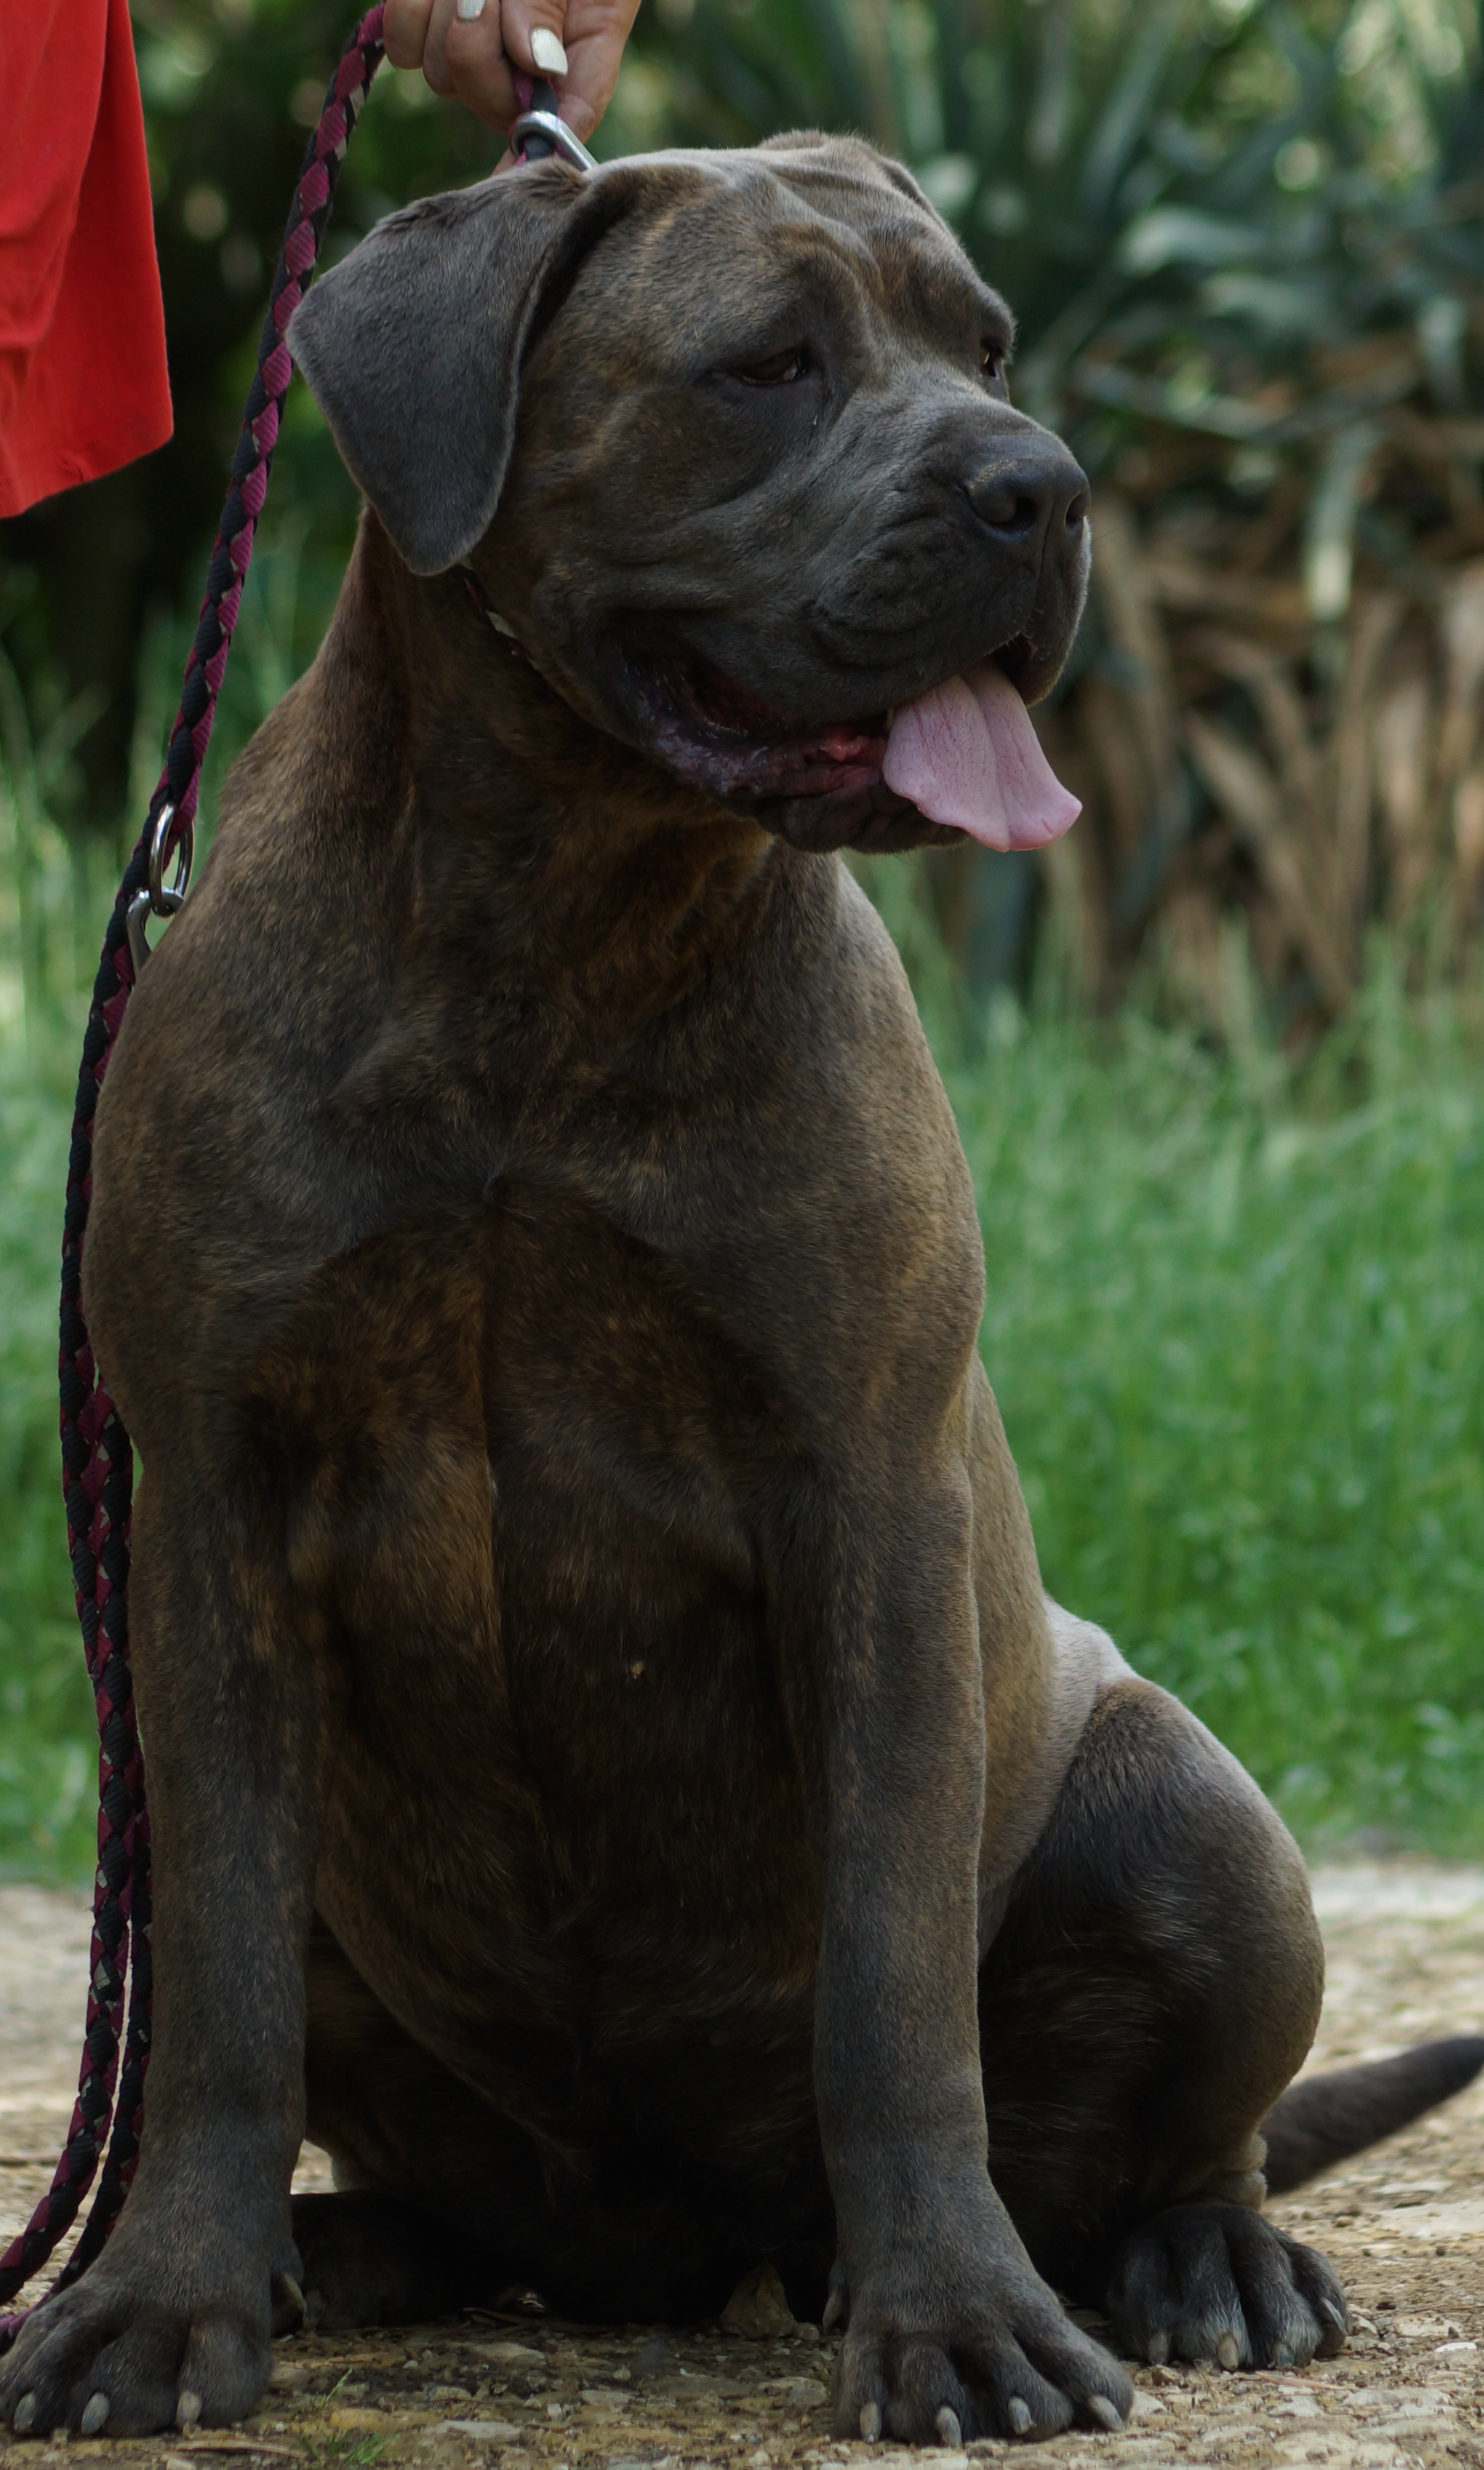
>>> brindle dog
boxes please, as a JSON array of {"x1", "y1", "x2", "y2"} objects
[{"x1": 3, "y1": 134, "x2": 1479, "y2": 2449}]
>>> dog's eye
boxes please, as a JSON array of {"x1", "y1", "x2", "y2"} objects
[
  {"x1": 729, "y1": 347, "x2": 809, "y2": 386},
  {"x1": 981, "y1": 343, "x2": 1005, "y2": 385}
]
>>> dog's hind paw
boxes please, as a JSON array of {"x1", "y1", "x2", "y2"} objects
[
  {"x1": 290, "y1": 2191, "x2": 488, "y2": 2331},
  {"x1": 1106, "y1": 2202, "x2": 1349, "y2": 2371}
]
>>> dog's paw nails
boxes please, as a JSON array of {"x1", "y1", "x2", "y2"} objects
[
  {"x1": 1008, "y1": 2397, "x2": 1033, "y2": 2437},
  {"x1": 176, "y1": 2391, "x2": 204, "y2": 2429},
  {"x1": 935, "y1": 2407, "x2": 962, "y2": 2447},
  {"x1": 1215, "y1": 2333, "x2": 1240, "y2": 2371},
  {"x1": 80, "y1": 2393, "x2": 110, "y2": 2436},
  {"x1": 13, "y1": 2394, "x2": 37, "y2": 2435},
  {"x1": 1087, "y1": 2394, "x2": 1123, "y2": 2431},
  {"x1": 859, "y1": 2401, "x2": 882, "y2": 2442}
]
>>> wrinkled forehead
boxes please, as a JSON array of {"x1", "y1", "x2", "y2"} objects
[{"x1": 569, "y1": 140, "x2": 1012, "y2": 367}]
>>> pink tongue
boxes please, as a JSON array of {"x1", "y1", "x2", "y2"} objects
[{"x1": 882, "y1": 660, "x2": 1081, "y2": 849}]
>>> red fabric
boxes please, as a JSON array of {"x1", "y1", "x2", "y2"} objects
[{"x1": 0, "y1": 0, "x2": 172, "y2": 518}]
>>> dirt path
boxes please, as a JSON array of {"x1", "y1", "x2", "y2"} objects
[{"x1": 2, "y1": 1863, "x2": 1483, "y2": 2470}]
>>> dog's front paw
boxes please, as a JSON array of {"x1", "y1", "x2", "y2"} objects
[
  {"x1": 0, "y1": 2251, "x2": 275, "y2": 2438},
  {"x1": 831, "y1": 2259, "x2": 1132, "y2": 2444},
  {"x1": 1106, "y1": 2202, "x2": 1349, "y2": 2371}
]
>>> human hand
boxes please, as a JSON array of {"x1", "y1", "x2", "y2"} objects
[{"x1": 383, "y1": 0, "x2": 642, "y2": 151}]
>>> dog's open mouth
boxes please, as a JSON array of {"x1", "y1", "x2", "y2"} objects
[{"x1": 624, "y1": 638, "x2": 1080, "y2": 850}]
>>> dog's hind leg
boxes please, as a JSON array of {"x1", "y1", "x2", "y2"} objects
[
  {"x1": 285, "y1": 2195, "x2": 491, "y2": 2334},
  {"x1": 976, "y1": 1675, "x2": 1345, "y2": 2371}
]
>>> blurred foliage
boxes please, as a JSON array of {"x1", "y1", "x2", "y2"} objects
[{"x1": 618, "y1": 0, "x2": 1482, "y2": 445}]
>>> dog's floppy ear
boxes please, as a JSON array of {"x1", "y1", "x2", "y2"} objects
[{"x1": 289, "y1": 165, "x2": 621, "y2": 576}]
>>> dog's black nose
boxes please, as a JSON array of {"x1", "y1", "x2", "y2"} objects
[{"x1": 966, "y1": 445, "x2": 1089, "y2": 556}]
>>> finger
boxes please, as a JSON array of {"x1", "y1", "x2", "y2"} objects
[
  {"x1": 383, "y1": 0, "x2": 436, "y2": 68},
  {"x1": 439, "y1": 0, "x2": 527, "y2": 130},
  {"x1": 500, "y1": 0, "x2": 574, "y2": 85},
  {"x1": 551, "y1": 0, "x2": 642, "y2": 144},
  {"x1": 420, "y1": 0, "x2": 456, "y2": 93}
]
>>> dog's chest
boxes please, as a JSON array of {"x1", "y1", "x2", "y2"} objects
[{"x1": 304, "y1": 1189, "x2": 816, "y2": 2054}]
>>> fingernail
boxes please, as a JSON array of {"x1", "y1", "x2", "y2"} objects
[
  {"x1": 1146, "y1": 2330, "x2": 1169, "y2": 2364},
  {"x1": 859, "y1": 2402, "x2": 882, "y2": 2443},
  {"x1": 935, "y1": 2406, "x2": 962, "y2": 2447},
  {"x1": 1087, "y1": 2394, "x2": 1122, "y2": 2431},
  {"x1": 14, "y1": 2394, "x2": 36, "y2": 2434},
  {"x1": 1008, "y1": 2397, "x2": 1033, "y2": 2437},
  {"x1": 456, "y1": 0, "x2": 487, "y2": 19},
  {"x1": 530, "y1": 27, "x2": 568, "y2": 73},
  {"x1": 176, "y1": 2391, "x2": 204, "y2": 2429},
  {"x1": 1215, "y1": 2332, "x2": 1240, "y2": 2370},
  {"x1": 80, "y1": 2393, "x2": 110, "y2": 2436}
]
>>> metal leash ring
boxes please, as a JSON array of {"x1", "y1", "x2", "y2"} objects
[{"x1": 125, "y1": 802, "x2": 193, "y2": 977}]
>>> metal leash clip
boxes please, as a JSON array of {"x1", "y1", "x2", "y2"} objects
[
  {"x1": 125, "y1": 801, "x2": 193, "y2": 977},
  {"x1": 512, "y1": 73, "x2": 597, "y2": 172},
  {"x1": 511, "y1": 110, "x2": 596, "y2": 170}
]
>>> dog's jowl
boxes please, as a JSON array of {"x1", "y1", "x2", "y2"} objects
[{"x1": 4, "y1": 136, "x2": 1480, "y2": 2444}]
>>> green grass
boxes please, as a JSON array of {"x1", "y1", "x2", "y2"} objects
[
  {"x1": 954, "y1": 982, "x2": 1484, "y2": 1855},
  {"x1": 2, "y1": 921, "x2": 1483, "y2": 1874},
  {"x1": 0, "y1": 1025, "x2": 97, "y2": 1877}
]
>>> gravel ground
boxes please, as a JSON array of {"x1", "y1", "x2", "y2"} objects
[{"x1": 2, "y1": 1863, "x2": 1482, "y2": 2470}]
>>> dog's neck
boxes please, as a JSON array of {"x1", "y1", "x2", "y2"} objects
[{"x1": 321, "y1": 514, "x2": 788, "y2": 1043}]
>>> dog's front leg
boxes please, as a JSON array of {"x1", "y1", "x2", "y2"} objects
[
  {"x1": 0, "y1": 1473, "x2": 319, "y2": 2440},
  {"x1": 799, "y1": 1466, "x2": 1131, "y2": 2446}
]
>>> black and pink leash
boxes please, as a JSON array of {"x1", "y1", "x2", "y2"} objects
[{"x1": 0, "y1": 15, "x2": 590, "y2": 2338}]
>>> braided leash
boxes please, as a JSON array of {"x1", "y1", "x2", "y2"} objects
[{"x1": 0, "y1": 7, "x2": 389, "y2": 2335}]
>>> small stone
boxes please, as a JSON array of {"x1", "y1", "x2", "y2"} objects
[{"x1": 722, "y1": 2263, "x2": 797, "y2": 2340}]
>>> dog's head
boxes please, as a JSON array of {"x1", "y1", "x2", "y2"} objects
[{"x1": 290, "y1": 136, "x2": 1090, "y2": 854}]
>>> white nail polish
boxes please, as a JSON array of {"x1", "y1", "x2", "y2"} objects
[
  {"x1": 530, "y1": 27, "x2": 569, "y2": 74},
  {"x1": 456, "y1": 0, "x2": 487, "y2": 19}
]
